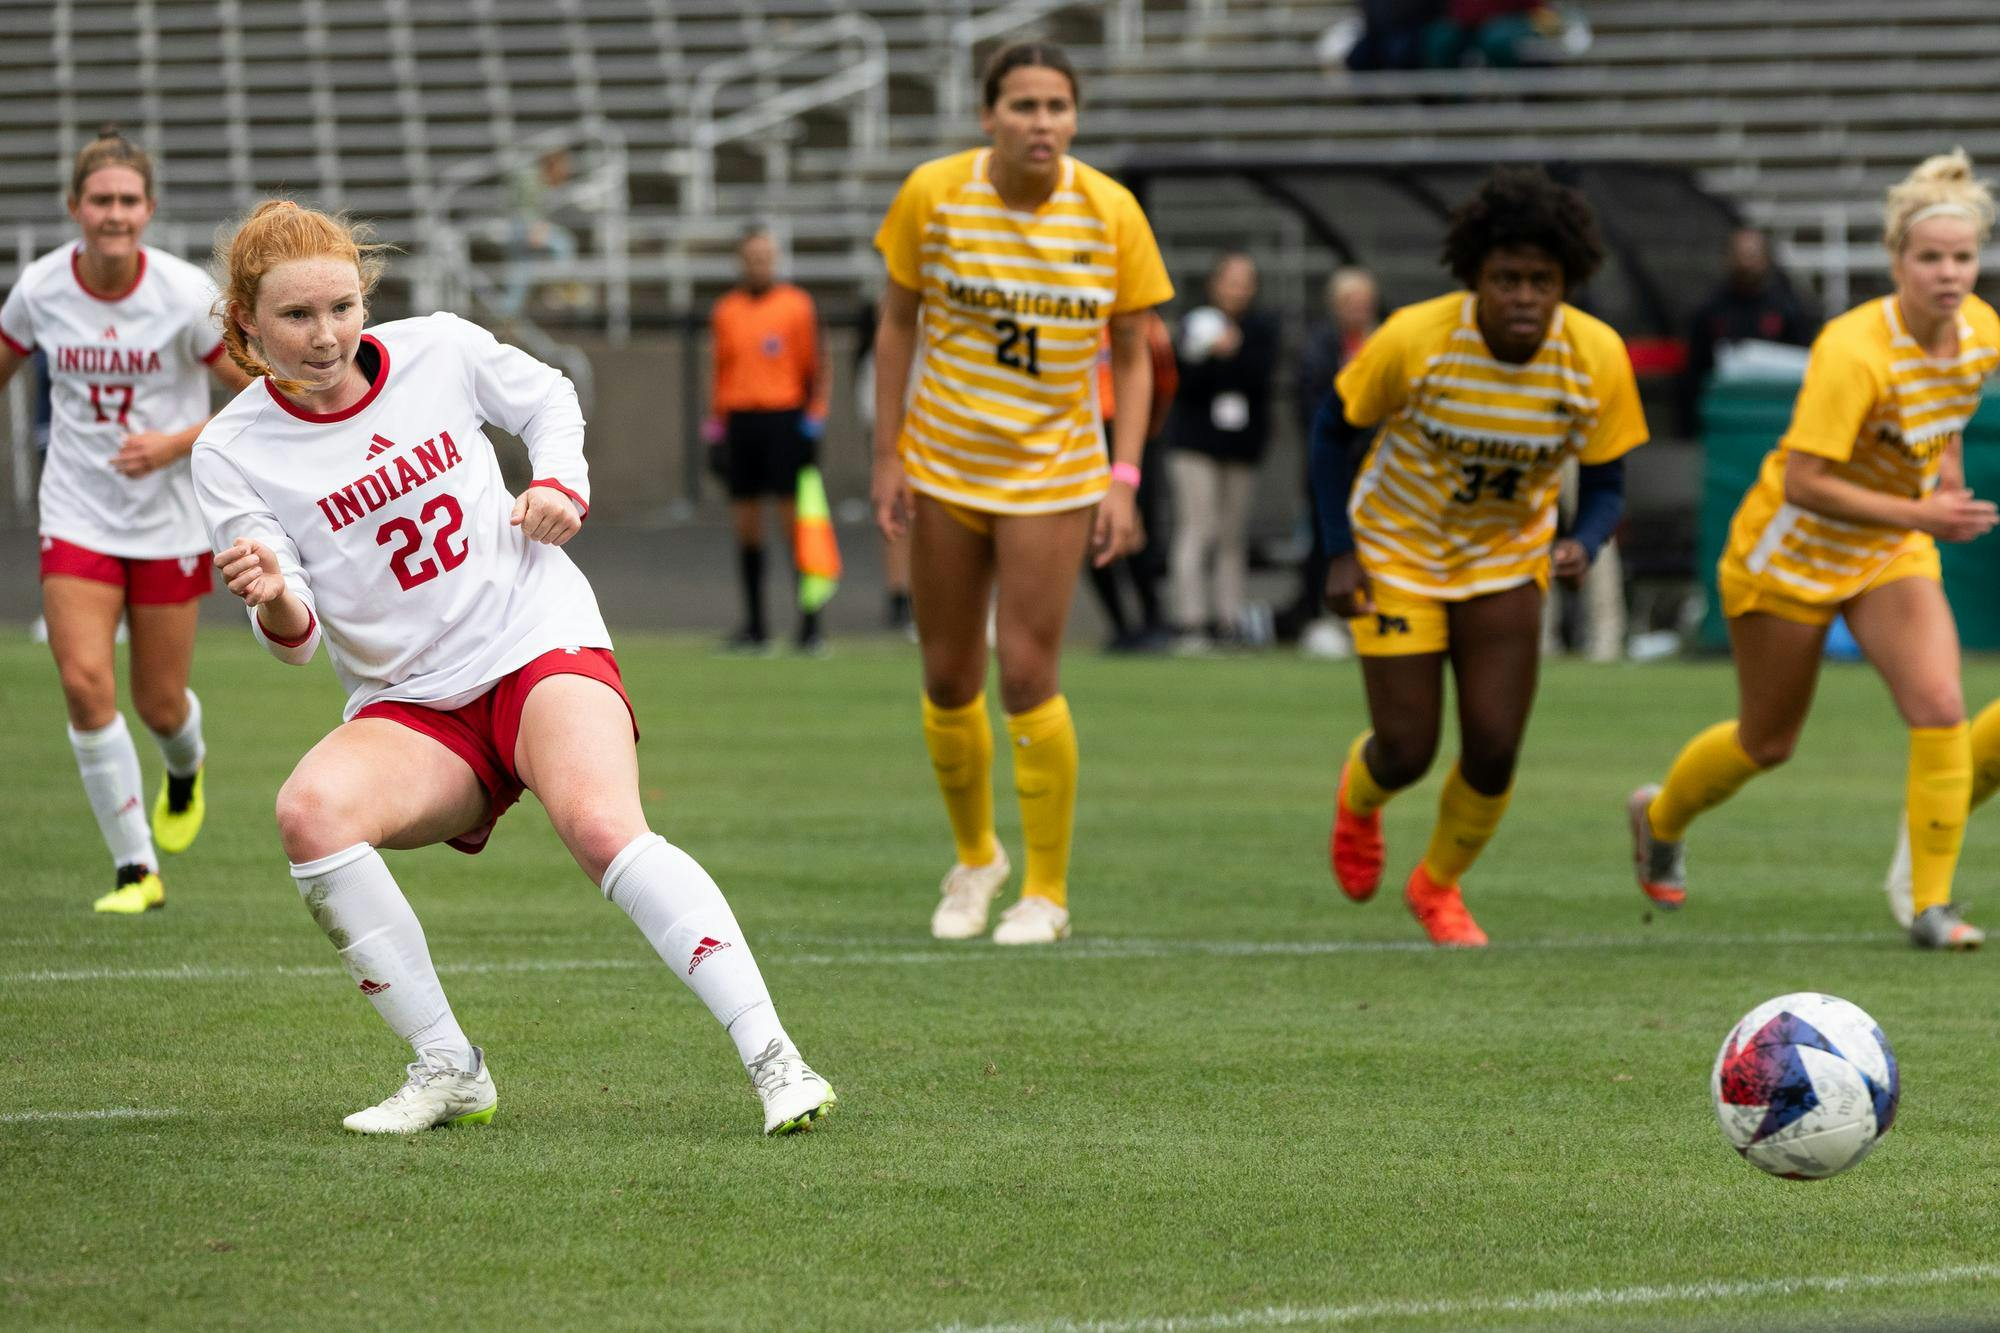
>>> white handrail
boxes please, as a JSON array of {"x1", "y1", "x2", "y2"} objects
[
  {"x1": 683, "y1": 13, "x2": 888, "y2": 215},
  {"x1": 416, "y1": 120, "x2": 631, "y2": 357},
  {"x1": 939, "y1": 0, "x2": 1145, "y2": 123}
]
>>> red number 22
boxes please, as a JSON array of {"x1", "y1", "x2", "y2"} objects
[{"x1": 375, "y1": 494, "x2": 469, "y2": 591}]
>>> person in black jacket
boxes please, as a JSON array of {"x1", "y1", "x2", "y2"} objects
[
  {"x1": 1167, "y1": 251, "x2": 1280, "y2": 649},
  {"x1": 1678, "y1": 227, "x2": 1816, "y2": 436}
]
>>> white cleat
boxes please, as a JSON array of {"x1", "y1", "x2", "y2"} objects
[
  {"x1": 991, "y1": 894, "x2": 1071, "y2": 946},
  {"x1": 748, "y1": 1039, "x2": 836, "y2": 1135},
  {"x1": 1884, "y1": 815, "x2": 1915, "y2": 930},
  {"x1": 342, "y1": 1048, "x2": 496, "y2": 1134},
  {"x1": 930, "y1": 847, "x2": 1011, "y2": 940}
]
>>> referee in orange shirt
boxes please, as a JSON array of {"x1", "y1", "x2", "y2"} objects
[{"x1": 706, "y1": 226, "x2": 829, "y2": 653}]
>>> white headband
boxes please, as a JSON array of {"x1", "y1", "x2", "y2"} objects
[{"x1": 1907, "y1": 202, "x2": 1980, "y2": 227}]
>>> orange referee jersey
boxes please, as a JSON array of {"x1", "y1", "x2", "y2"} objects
[{"x1": 709, "y1": 282, "x2": 827, "y2": 417}]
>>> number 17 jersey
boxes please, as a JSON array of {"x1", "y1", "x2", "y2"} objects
[
  {"x1": 1336, "y1": 293, "x2": 1648, "y2": 599},
  {"x1": 191, "y1": 313, "x2": 610, "y2": 719}
]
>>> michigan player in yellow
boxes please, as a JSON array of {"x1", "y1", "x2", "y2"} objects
[
  {"x1": 871, "y1": 41, "x2": 1172, "y2": 945},
  {"x1": 1633, "y1": 151, "x2": 2000, "y2": 951},
  {"x1": 1316, "y1": 168, "x2": 1646, "y2": 947}
]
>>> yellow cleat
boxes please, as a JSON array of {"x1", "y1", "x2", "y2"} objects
[
  {"x1": 94, "y1": 867, "x2": 165, "y2": 915},
  {"x1": 152, "y1": 768, "x2": 205, "y2": 855}
]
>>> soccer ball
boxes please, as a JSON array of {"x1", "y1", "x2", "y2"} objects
[{"x1": 1711, "y1": 992, "x2": 1898, "y2": 1180}]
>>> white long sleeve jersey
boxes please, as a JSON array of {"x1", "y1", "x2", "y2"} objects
[
  {"x1": 0, "y1": 243, "x2": 227, "y2": 558},
  {"x1": 191, "y1": 312, "x2": 611, "y2": 719}
]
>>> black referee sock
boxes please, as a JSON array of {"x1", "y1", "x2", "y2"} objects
[{"x1": 738, "y1": 545, "x2": 766, "y2": 639}]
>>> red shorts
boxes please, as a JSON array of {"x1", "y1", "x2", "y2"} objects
[
  {"x1": 40, "y1": 535, "x2": 213, "y2": 604},
  {"x1": 354, "y1": 646, "x2": 636, "y2": 855}
]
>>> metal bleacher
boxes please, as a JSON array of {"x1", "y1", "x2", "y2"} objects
[{"x1": 4, "y1": 0, "x2": 1999, "y2": 330}]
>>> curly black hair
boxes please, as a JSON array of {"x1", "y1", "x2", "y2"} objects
[{"x1": 1440, "y1": 167, "x2": 1606, "y2": 291}]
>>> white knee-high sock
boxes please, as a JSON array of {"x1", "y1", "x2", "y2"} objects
[
  {"x1": 601, "y1": 833, "x2": 794, "y2": 1069},
  {"x1": 291, "y1": 843, "x2": 475, "y2": 1072},
  {"x1": 68, "y1": 715, "x2": 154, "y2": 870},
  {"x1": 150, "y1": 688, "x2": 205, "y2": 778}
]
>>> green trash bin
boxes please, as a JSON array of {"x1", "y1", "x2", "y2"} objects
[{"x1": 1697, "y1": 377, "x2": 2000, "y2": 651}]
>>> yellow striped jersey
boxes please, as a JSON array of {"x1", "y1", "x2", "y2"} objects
[
  {"x1": 1335, "y1": 292, "x2": 1647, "y2": 598},
  {"x1": 1725, "y1": 294, "x2": 2000, "y2": 605},
  {"x1": 874, "y1": 148, "x2": 1173, "y2": 514}
]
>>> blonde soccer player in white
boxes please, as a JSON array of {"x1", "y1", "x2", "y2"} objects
[
  {"x1": 0, "y1": 130, "x2": 253, "y2": 914},
  {"x1": 191, "y1": 200, "x2": 835, "y2": 1135}
]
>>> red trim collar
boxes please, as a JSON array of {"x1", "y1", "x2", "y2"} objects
[
  {"x1": 71, "y1": 246, "x2": 147, "y2": 303},
  {"x1": 265, "y1": 335, "x2": 390, "y2": 423}
]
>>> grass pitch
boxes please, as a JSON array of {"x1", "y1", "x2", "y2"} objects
[{"x1": 3, "y1": 631, "x2": 1999, "y2": 1331}]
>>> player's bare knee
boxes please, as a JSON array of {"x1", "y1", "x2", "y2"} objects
[
  {"x1": 1369, "y1": 732, "x2": 1436, "y2": 789},
  {"x1": 275, "y1": 773, "x2": 371, "y2": 862},
  {"x1": 1902, "y1": 690, "x2": 1965, "y2": 732},
  {"x1": 57, "y1": 663, "x2": 116, "y2": 728},
  {"x1": 923, "y1": 665, "x2": 985, "y2": 710},
  {"x1": 1458, "y1": 751, "x2": 1518, "y2": 797},
  {"x1": 1738, "y1": 731, "x2": 1797, "y2": 769},
  {"x1": 134, "y1": 689, "x2": 188, "y2": 737}
]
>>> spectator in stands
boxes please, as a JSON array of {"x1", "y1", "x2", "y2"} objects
[
  {"x1": 1168, "y1": 251, "x2": 1280, "y2": 651},
  {"x1": 1679, "y1": 226, "x2": 1817, "y2": 435},
  {"x1": 1425, "y1": 0, "x2": 1570, "y2": 69},
  {"x1": 1282, "y1": 268, "x2": 1380, "y2": 654},
  {"x1": 706, "y1": 226, "x2": 829, "y2": 654},
  {"x1": 1088, "y1": 312, "x2": 1178, "y2": 652},
  {"x1": 1343, "y1": 0, "x2": 1446, "y2": 71},
  {"x1": 500, "y1": 147, "x2": 580, "y2": 321}
]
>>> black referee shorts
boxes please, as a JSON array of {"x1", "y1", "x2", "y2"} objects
[{"x1": 723, "y1": 409, "x2": 816, "y2": 500}]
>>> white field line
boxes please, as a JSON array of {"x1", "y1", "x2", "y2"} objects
[
  {"x1": 925, "y1": 1262, "x2": 2000, "y2": 1333},
  {"x1": 0, "y1": 929, "x2": 1886, "y2": 987},
  {"x1": 0, "y1": 1107, "x2": 181, "y2": 1124}
]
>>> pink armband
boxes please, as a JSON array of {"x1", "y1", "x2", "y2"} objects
[{"x1": 1110, "y1": 461, "x2": 1142, "y2": 489}]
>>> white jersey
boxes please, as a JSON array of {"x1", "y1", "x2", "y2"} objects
[
  {"x1": 191, "y1": 312, "x2": 611, "y2": 719},
  {"x1": 0, "y1": 243, "x2": 225, "y2": 558}
]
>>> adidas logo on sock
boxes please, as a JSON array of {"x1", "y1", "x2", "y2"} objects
[
  {"x1": 687, "y1": 936, "x2": 733, "y2": 975},
  {"x1": 358, "y1": 978, "x2": 392, "y2": 996}
]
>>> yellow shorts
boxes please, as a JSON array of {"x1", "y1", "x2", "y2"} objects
[
  {"x1": 933, "y1": 496, "x2": 996, "y2": 537},
  {"x1": 1346, "y1": 577, "x2": 1548, "y2": 657},
  {"x1": 1718, "y1": 545, "x2": 1941, "y2": 627}
]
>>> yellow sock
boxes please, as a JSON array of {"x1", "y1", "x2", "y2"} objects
[
  {"x1": 1420, "y1": 765, "x2": 1512, "y2": 886},
  {"x1": 921, "y1": 692, "x2": 998, "y2": 868},
  {"x1": 1968, "y1": 699, "x2": 2000, "y2": 812},
  {"x1": 1006, "y1": 694, "x2": 1077, "y2": 908},
  {"x1": 1908, "y1": 722, "x2": 1971, "y2": 916},
  {"x1": 1341, "y1": 731, "x2": 1396, "y2": 816},
  {"x1": 1647, "y1": 721, "x2": 1762, "y2": 843}
]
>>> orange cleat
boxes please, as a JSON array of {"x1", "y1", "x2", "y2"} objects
[
  {"x1": 1403, "y1": 863, "x2": 1488, "y2": 948},
  {"x1": 1330, "y1": 761, "x2": 1385, "y2": 902}
]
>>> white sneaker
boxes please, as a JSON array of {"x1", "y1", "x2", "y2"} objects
[
  {"x1": 342, "y1": 1048, "x2": 496, "y2": 1134},
  {"x1": 1884, "y1": 816, "x2": 1915, "y2": 929},
  {"x1": 991, "y1": 894, "x2": 1071, "y2": 945},
  {"x1": 930, "y1": 847, "x2": 1011, "y2": 939},
  {"x1": 748, "y1": 1039, "x2": 836, "y2": 1135}
]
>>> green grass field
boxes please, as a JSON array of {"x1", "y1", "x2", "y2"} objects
[{"x1": 4, "y1": 631, "x2": 1999, "y2": 1331}]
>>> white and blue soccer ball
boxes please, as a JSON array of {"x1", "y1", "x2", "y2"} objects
[{"x1": 1712, "y1": 992, "x2": 1899, "y2": 1180}]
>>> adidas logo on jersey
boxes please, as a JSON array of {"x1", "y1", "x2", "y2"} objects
[
  {"x1": 365, "y1": 433, "x2": 398, "y2": 459},
  {"x1": 687, "y1": 936, "x2": 733, "y2": 974},
  {"x1": 102, "y1": 325, "x2": 118, "y2": 340}
]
